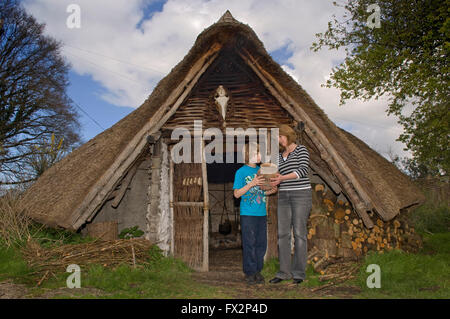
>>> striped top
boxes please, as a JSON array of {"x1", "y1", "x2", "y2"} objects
[{"x1": 277, "y1": 144, "x2": 311, "y2": 191}]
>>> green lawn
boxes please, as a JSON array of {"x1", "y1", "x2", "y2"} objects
[
  {"x1": 0, "y1": 243, "x2": 230, "y2": 298},
  {"x1": 350, "y1": 232, "x2": 450, "y2": 298}
]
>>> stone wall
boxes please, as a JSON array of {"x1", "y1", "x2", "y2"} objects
[{"x1": 85, "y1": 155, "x2": 151, "y2": 236}]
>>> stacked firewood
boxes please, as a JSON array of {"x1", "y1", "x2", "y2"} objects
[{"x1": 306, "y1": 183, "x2": 422, "y2": 268}]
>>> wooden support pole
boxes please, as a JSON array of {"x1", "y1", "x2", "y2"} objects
[
  {"x1": 309, "y1": 159, "x2": 342, "y2": 195},
  {"x1": 169, "y1": 152, "x2": 174, "y2": 256},
  {"x1": 201, "y1": 139, "x2": 209, "y2": 272},
  {"x1": 111, "y1": 164, "x2": 138, "y2": 208}
]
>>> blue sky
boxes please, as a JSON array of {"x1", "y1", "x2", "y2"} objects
[
  {"x1": 23, "y1": 0, "x2": 409, "y2": 159},
  {"x1": 67, "y1": 71, "x2": 133, "y2": 142}
]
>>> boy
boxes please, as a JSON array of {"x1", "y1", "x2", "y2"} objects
[{"x1": 233, "y1": 142, "x2": 277, "y2": 285}]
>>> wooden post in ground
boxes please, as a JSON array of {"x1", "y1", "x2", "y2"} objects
[{"x1": 201, "y1": 139, "x2": 209, "y2": 272}]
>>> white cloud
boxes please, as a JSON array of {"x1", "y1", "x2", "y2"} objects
[{"x1": 22, "y1": 0, "x2": 411, "y2": 159}]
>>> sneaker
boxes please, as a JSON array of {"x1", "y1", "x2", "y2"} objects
[
  {"x1": 255, "y1": 272, "x2": 265, "y2": 284},
  {"x1": 269, "y1": 277, "x2": 284, "y2": 284},
  {"x1": 245, "y1": 274, "x2": 257, "y2": 285},
  {"x1": 293, "y1": 278, "x2": 304, "y2": 285}
]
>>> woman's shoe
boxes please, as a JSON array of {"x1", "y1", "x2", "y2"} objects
[{"x1": 269, "y1": 277, "x2": 283, "y2": 284}]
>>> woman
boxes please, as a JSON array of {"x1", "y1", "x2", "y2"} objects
[{"x1": 269, "y1": 124, "x2": 312, "y2": 285}]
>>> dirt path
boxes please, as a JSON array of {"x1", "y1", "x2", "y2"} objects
[
  {"x1": 0, "y1": 280, "x2": 107, "y2": 299},
  {"x1": 192, "y1": 248, "x2": 362, "y2": 298},
  {"x1": 0, "y1": 280, "x2": 29, "y2": 299}
]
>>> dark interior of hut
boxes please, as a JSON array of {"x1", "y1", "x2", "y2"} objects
[{"x1": 207, "y1": 151, "x2": 243, "y2": 252}]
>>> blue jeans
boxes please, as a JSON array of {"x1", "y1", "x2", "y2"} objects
[
  {"x1": 275, "y1": 188, "x2": 312, "y2": 280},
  {"x1": 240, "y1": 215, "x2": 267, "y2": 276}
]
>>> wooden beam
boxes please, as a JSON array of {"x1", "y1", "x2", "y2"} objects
[
  {"x1": 171, "y1": 201, "x2": 204, "y2": 207},
  {"x1": 169, "y1": 151, "x2": 174, "y2": 256},
  {"x1": 201, "y1": 139, "x2": 209, "y2": 272},
  {"x1": 106, "y1": 188, "x2": 119, "y2": 201},
  {"x1": 69, "y1": 44, "x2": 222, "y2": 230},
  {"x1": 149, "y1": 49, "x2": 220, "y2": 135},
  {"x1": 111, "y1": 164, "x2": 138, "y2": 208},
  {"x1": 239, "y1": 50, "x2": 374, "y2": 228},
  {"x1": 309, "y1": 159, "x2": 342, "y2": 195}
]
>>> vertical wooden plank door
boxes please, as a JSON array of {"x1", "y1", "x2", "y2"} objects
[{"x1": 170, "y1": 143, "x2": 209, "y2": 271}]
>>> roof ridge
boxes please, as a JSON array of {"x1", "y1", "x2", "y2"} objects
[{"x1": 218, "y1": 10, "x2": 238, "y2": 23}]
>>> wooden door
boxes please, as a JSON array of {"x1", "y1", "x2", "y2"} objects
[{"x1": 170, "y1": 142, "x2": 209, "y2": 271}]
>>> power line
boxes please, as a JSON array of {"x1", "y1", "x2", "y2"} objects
[
  {"x1": 62, "y1": 48, "x2": 155, "y2": 132},
  {"x1": 64, "y1": 44, "x2": 167, "y2": 75},
  {"x1": 332, "y1": 115, "x2": 397, "y2": 130},
  {"x1": 63, "y1": 50, "x2": 150, "y2": 88},
  {"x1": 71, "y1": 100, "x2": 105, "y2": 131}
]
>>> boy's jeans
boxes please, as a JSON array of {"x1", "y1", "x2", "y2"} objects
[
  {"x1": 240, "y1": 215, "x2": 267, "y2": 276},
  {"x1": 275, "y1": 188, "x2": 312, "y2": 280}
]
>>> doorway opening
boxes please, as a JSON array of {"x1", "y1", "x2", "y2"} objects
[{"x1": 207, "y1": 151, "x2": 242, "y2": 251}]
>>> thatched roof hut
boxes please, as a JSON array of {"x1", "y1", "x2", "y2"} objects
[{"x1": 21, "y1": 11, "x2": 425, "y2": 270}]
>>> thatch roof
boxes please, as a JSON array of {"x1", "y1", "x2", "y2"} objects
[{"x1": 21, "y1": 10, "x2": 425, "y2": 230}]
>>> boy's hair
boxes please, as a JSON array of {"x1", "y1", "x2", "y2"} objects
[
  {"x1": 243, "y1": 142, "x2": 260, "y2": 164},
  {"x1": 278, "y1": 124, "x2": 297, "y2": 145}
]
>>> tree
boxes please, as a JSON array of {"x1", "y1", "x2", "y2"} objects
[
  {"x1": 312, "y1": 0, "x2": 449, "y2": 176},
  {"x1": 387, "y1": 146, "x2": 441, "y2": 179},
  {"x1": 26, "y1": 133, "x2": 66, "y2": 181},
  {"x1": 0, "y1": 0, "x2": 81, "y2": 185}
]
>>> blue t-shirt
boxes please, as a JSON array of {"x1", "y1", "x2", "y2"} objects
[{"x1": 233, "y1": 165, "x2": 267, "y2": 216}]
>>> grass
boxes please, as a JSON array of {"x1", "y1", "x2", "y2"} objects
[
  {"x1": 60, "y1": 247, "x2": 229, "y2": 299},
  {"x1": 256, "y1": 258, "x2": 335, "y2": 298},
  {"x1": 261, "y1": 257, "x2": 323, "y2": 288},
  {"x1": 408, "y1": 200, "x2": 449, "y2": 234},
  {"x1": 351, "y1": 232, "x2": 450, "y2": 298},
  {"x1": 0, "y1": 244, "x2": 34, "y2": 285},
  {"x1": 29, "y1": 224, "x2": 96, "y2": 248},
  {"x1": 0, "y1": 242, "x2": 231, "y2": 299}
]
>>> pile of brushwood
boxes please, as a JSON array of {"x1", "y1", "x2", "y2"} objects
[
  {"x1": 307, "y1": 247, "x2": 361, "y2": 291},
  {"x1": 21, "y1": 238, "x2": 154, "y2": 284}
]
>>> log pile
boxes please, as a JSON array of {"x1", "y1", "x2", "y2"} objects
[{"x1": 307, "y1": 183, "x2": 423, "y2": 266}]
